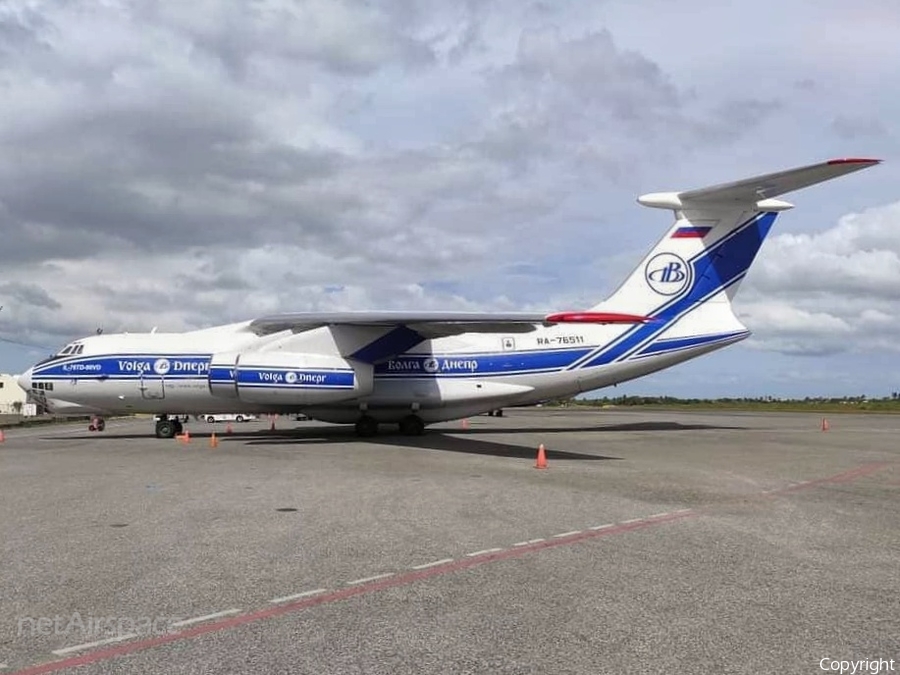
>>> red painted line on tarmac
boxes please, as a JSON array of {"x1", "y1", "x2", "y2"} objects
[
  {"x1": 776, "y1": 461, "x2": 888, "y2": 493},
  {"x1": 9, "y1": 461, "x2": 890, "y2": 675}
]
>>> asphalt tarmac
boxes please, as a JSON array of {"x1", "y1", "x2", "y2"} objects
[{"x1": 1, "y1": 408, "x2": 898, "y2": 674}]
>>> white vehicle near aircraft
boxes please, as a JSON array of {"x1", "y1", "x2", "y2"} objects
[
  {"x1": 17, "y1": 159, "x2": 880, "y2": 439},
  {"x1": 200, "y1": 413, "x2": 257, "y2": 423}
]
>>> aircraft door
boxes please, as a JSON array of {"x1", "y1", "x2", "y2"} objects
[{"x1": 139, "y1": 373, "x2": 165, "y2": 400}]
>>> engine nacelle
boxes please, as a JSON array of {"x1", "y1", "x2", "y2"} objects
[{"x1": 208, "y1": 351, "x2": 372, "y2": 405}]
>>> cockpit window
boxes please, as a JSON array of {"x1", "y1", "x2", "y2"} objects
[{"x1": 57, "y1": 343, "x2": 84, "y2": 356}]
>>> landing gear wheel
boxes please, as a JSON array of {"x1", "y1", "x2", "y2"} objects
[
  {"x1": 398, "y1": 415, "x2": 425, "y2": 436},
  {"x1": 155, "y1": 420, "x2": 177, "y2": 439},
  {"x1": 355, "y1": 415, "x2": 379, "y2": 437},
  {"x1": 96, "y1": 418, "x2": 106, "y2": 431}
]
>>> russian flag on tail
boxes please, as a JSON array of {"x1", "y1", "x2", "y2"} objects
[{"x1": 671, "y1": 226, "x2": 712, "y2": 238}]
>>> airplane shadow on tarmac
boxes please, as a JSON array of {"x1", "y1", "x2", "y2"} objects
[
  {"x1": 57, "y1": 419, "x2": 744, "y2": 462},
  {"x1": 245, "y1": 430, "x2": 620, "y2": 461},
  {"x1": 456, "y1": 421, "x2": 747, "y2": 434}
]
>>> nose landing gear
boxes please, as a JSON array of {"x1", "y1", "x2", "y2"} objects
[{"x1": 153, "y1": 415, "x2": 184, "y2": 439}]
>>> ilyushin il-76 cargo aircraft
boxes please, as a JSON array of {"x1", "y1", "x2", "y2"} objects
[{"x1": 17, "y1": 159, "x2": 880, "y2": 438}]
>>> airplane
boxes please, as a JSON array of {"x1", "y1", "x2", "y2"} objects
[{"x1": 16, "y1": 158, "x2": 880, "y2": 439}]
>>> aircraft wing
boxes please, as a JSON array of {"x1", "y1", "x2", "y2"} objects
[{"x1": 248, "y1": 311, "x2": 652, "y2": 339}]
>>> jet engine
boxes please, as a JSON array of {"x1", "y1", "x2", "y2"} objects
[{"x1": 208, "y1": 351, "x2": 372, "y2": 405}]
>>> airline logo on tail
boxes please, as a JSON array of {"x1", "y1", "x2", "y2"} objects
[{"x1": 645, "y1": 253, "x2": 691, "y2": 296}]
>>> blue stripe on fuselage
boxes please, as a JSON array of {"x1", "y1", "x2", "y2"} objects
[
  {"x1": 633, "y1": 330, "x2": 750, "y2": 357},
  {"x1": 235, "y1": 367, "x2": 355, "y2": 389},
  {"x1": 33, "y1": 354, "x2": 212, "y2": 378},
  {"x1": 374, "y1": 348, "x2": 593, "y2": 378}
]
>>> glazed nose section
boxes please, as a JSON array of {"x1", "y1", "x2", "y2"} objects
[{"x1": 17, "y1": 368, "x2": 32, "y2": 392}]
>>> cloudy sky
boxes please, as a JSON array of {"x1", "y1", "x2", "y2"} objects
[{"x1": 1, "y1": 0, "x2": 899, "y2": 398}]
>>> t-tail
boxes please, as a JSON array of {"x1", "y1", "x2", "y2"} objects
[{"x1": 580, "y1": 158, "x2": 881, "y2": 370}]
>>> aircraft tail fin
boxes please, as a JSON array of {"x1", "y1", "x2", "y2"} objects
[
  {"x1": 585, "y1": 158, "x2": 881, "y2": 363},
  {"x1": 594, "y1": 158, "x2": 880, "y2": 314}
]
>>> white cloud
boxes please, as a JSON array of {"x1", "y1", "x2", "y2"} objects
[{"x1": 738, "y1": 201, "x2": 900, "y2": 355}]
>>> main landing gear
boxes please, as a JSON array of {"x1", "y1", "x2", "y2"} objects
[
  {"x1": 154, "y1": 414, "x2": 184, "y2": 439},
  {"x1": 354, "y1": 415, "x2": 379, "y2": 438},
  {"x1": 398, "y1": 414, "x2": 425, "y2": 436},
  {"x1": 353, "y1": 414, "x2": 426, "y2": 437},
  {"x1": 88, "y1": 416, "x2": 106, "y2": 432}
]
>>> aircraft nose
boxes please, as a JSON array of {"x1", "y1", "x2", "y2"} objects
[{"x1": 17, "y1": 369, "x2": 32, "y2": 392}]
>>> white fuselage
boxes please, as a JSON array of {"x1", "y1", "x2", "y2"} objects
[{"x1": 19, "y1": 318, "x2": 747, "y2": 424}]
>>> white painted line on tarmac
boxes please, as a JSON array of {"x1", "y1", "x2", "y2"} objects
[
  {"x1": 589, "y1": 523, "x2": 614, "y2": 531},
  {"x1": 4, "y1": 420, "x2": 143, "y2": 441},
  {"x1": 270, "y1": 588, "x2": 328, "y2": 604},
  {"x1": 7, "y1": 426, "x2": 112, "y2": 440},
  {"x1": 347, "y1": 573, "x2": 393, "y2": 585},
  {"x1": 465, "y1": 548, "x2": 504, "y2": 557},
  {"x1": 411, "y1": 558, "x2": 454, "y2": 570},
  {"x1": 553, "y1": 530, "x2": 582, "y2": 538},
  {"x1": 621, "y1": 518, "x2": 642, "y2": 524},
  {"x1": 673, "y1": 508, "x2": 693, "y2": 514},
  {"x1": 51, "y1": 633, "x2": 138, "y2": 656},
  {"x1": 171, "y1": 609, "x2": 241, "y2": 628},
  {"x1": 647, "y1": 512, "x2": 672, "y2": 519}
]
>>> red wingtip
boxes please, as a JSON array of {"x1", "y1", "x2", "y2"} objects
[
  {"x1": 545, "y1": 311, "x2": 655, "y2": 324},
  {"x1": 826, "y1": 158, "x2": 882, "y2": 165}
]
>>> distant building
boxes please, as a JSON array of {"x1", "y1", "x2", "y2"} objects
[{"x1": 0, "y1": 374, "x2": 27, "y2": 414}]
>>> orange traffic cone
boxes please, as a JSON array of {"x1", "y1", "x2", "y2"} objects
[
  {"x1": 535, "y1": 443, "x2": 548, "y2": 469},
  {"x1": 209, "y1": 432, "x2": 218, "y2": 448},
  {"x1": 821, "y1": 418, "x2": 829, "y2": 431},
  {"x1": 461, "y1": 418, "x2": 469, "y2": 430},
  {"x1": 180, "y1": 429, "x2": 191, "y2": 444},
  {"x1": 225, "y1": 423, "x2": 233, "y2": 435}
]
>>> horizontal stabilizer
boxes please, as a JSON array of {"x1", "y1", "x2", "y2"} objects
[{"x1": 638, "y1": 158, "x2": 881, "y2": 208}]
